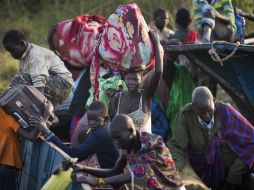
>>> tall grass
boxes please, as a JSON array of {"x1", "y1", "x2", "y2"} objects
[{"x1": 0, "y1": 52, "x2": 18, "y2": 92}]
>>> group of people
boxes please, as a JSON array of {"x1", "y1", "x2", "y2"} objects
[
  {"x1": 151, "y1": 0, "x2": 254, "y2": 45},
  {"x1": 1, "y1": 1, "x2": 254, "y2": 190}
]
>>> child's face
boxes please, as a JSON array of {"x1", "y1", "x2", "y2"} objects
[
  {"x1": 87, "y1": 110, "x2": 105, "y2": 131},
  {"x1": 125, "y1": 72, "x2": 142, "y2": 92}
]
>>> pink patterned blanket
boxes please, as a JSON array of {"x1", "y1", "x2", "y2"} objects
[
  {"x1": 98, "y1": 3, "x2": 155, "y2": 72},
  {"x1": 55, "y1": 15, "x2": 107, "y2": 67}
]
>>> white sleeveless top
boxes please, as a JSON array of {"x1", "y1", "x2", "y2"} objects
[{"x1": 116, "y1": 92, "x2": 151, "y2": 133}]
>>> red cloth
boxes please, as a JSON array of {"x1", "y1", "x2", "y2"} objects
[
  {"x1": 56, "y1": 5, "x2": 156, "y2": 99},
  {"x1": 56, "y1": 15, "x2": 107, "y2": 67},
  {"x1": 182, "y1": 30, "x2": 198, "y2": 45},
  {"x1": 98, "y1": 3, "x2": 155, "y2": 72},
  {"x1": 56, "y1": 15, "x2": 107, "y2": 99}
]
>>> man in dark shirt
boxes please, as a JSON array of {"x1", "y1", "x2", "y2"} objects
[{"x1": 29, "y1": 100, "x2": 119, "y2": 168}]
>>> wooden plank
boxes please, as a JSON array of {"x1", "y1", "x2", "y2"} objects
[{"x1": 244, "y1": 38, "x2": 254, "y2": 44}]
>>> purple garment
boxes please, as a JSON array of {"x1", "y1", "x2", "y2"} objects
[
  {"x1": 188, "y1": 102, "x2": 254, "y2": 189},
  {"x1": 216, "y1": 103, "x2": 254, "y2": 170},
  {"x1": 188, "y1": 131, "x2": 224, "y2": 190}
]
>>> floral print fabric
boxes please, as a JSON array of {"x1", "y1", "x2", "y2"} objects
[
  {"x1": 127, "y1": 132, "x2": 183, "y2": 189},
  {"x1": 56, "y1": 15, "x2": 107, "y2": 67},
  {"x1": 99, "y1": 3, "x2": 155, "y2": 72}
]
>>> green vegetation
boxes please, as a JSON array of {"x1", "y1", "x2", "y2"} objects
[
  {"x1": 0, "y1": 0, "x2": 253, "y2": 92},
  {"x1": 0, "y1": 52, "x2": 18, "y2": 91}
]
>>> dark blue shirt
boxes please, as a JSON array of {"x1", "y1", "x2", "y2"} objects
[{"x1": 48, "y1": 124, "x2": 119, "y2": 168}]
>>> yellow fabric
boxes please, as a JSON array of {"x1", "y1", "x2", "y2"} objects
[
  {"x1": 0, "y1": 107, "x2": 22, "y2": 169},
  {"x1": 41, "y1": 168, "x2": 73, "y2": 190}
]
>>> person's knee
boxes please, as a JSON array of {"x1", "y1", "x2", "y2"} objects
[
  {"x1": 201, "y1": 18, "x2": 215, "y2": 29},
  {"x1": 214, "y1": 20, "x2": 235, "y2": 42},
  {"x1": 180, "y1": 163, "x2": 209, "y2": 190}
]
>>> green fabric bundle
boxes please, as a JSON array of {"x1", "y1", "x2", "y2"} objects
[
  {"x1": 154, "y1": 64, "x2": 195, "y2": 137},
  {"x1": 86, "y1": 75, "x2": 126, "y2": 107}
]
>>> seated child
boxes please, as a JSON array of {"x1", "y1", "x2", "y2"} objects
[
  {"x1": 29, "y1": 100, "x2": 119, "y2": 169},
  {"x1": 168, "y1": 8, "x2": 198, "y2": 44}
]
